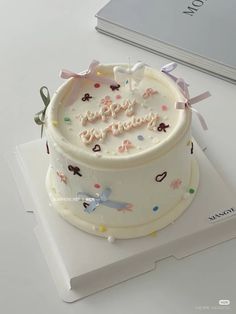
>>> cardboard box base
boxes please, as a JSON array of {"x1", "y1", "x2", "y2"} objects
[{"x1": 10, "y1": 139, "x2": 236, "y2": 302}]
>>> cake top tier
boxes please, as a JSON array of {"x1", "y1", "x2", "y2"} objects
[{"x1": 46, "y1": 62, "x2": 191, "y2": 168}]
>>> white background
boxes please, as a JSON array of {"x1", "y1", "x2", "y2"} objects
[{"x1": 0, "y1": 0, "x2": 235, "y2": 313}]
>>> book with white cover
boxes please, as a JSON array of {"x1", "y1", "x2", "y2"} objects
[{"x1": 96, "y1": 0, "x2": 236, "y2": 83}]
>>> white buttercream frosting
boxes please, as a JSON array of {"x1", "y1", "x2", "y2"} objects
[
  {"x1": 46, "y1": 64, "x2": 190, "y2": 169},
  {"x1": 44, "y1": 63, "x2": 198, "y2": 239}
]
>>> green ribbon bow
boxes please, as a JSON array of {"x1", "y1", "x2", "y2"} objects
[{"x1": 34, "y1": 86, "x2": 50, "y2": 138}]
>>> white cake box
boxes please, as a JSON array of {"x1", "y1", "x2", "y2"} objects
[{"x1": 10, "y1": 138, "x2": 236, "y2": 302}]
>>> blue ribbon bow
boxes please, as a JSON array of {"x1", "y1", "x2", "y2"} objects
[{"x1": 77, "y1": 188, "x2": 130, "y2": 213}]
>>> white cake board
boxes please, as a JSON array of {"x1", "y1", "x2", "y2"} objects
[{"x1": 11, "y1": 139, "x2": 236, "y2": 302}]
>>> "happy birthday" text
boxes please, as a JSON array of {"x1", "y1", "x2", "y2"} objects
[{"x1": 80, "y1": 112, "x2": 160, "y2": 144}]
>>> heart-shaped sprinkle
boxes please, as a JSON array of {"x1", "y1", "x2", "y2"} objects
[
  {"x1": 137, "y1": 135, "x2": 144, "y2": 141},
  {"x1": 155, "y1": 171, "x2": 167, "y2": 182},
  {"x1": 92, "y1": 144, "x2": 101, "y2": 152}
]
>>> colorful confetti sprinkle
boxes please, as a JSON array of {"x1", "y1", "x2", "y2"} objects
[
  {"x1": 137, "y1": 135, "x2": 144, "y2": 141},
  {"x1": 94, "y1": 83, "x2": 100, "y2": 88},
  {"x1": 153, "y1": 206, "x2": 159, "y2": 212},
  {"x1": 189, "y1": 188, "x2": 195, "y2": 194},
  {"x1": 94, "y1": 183, "x2": 101, "y2": 189},
  {"x1": 98, "y1": 225, "x2": 107, "y2": 233},
  {"x1": 64, "y1": 117, "x2": 71, "y2": 123},
  {"x1": 161, "y1": 104, "x2": 168, "y2": 111}
]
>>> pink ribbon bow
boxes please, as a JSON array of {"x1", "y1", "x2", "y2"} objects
[
  {"x1": 175, "y1": 78, "x2": 211, "y2": 130},
  {"x1": 60, "y1": 60, "x2": 118, "y2": 106},
  {"x1": 118, "y1": 140, "x2": 134, "y2": 153}
]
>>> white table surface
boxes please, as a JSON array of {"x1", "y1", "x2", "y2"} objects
[{"x1": 0, "y1": 0, "x2": 235, "y2": 313}]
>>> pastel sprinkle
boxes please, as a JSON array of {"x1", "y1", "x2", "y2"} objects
[
  {"x1": 153, "y1": 206, "x2": 159, "y2": 212},
  {"x1": 98, "y1": 225, "x2": 107, "y2": 233},
  {"x1": 149, "y1": 231, "x2": 158, "y2": 237},
  {"x1": 116, "y1": 95, "x2": 122, "y2": 100},
  {"x1": 137, "y1": 135, "x2": 144, "y2": 141},
  {"x1": 161, "y1": 104, "x2": 168, "y2": 111},
  {"x1": 52, "y1": 120, "x2": 58, "y2": 126},
  {"x1": 189, "y1": 188, "x2": 195, "y2": 194},
  {"x1": 64, "y1": 117, "x2": 71, "y2": 122},
  {"x1": 107, "y1": 236, "x2": 115, "y2": 243}
]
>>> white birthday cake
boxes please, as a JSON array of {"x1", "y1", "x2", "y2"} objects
[{"x1": 36, "y1": 60, "x2": 210, "y2": 240}]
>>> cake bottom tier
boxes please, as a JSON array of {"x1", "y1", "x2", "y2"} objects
[{"x1": 46, "y1": 158, "x2": 199, "y2": 239}]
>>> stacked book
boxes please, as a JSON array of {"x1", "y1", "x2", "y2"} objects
[{"x1": 96, "y1": 0, "x2": 236, "y2": 83}]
